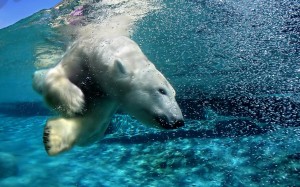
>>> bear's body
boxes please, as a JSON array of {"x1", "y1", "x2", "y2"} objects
[{"x1": 33, "y1": 36, "x2": 184, "y2": 156}]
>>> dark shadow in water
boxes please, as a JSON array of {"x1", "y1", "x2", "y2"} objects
[
  {"x1": 287, "y1": 153, "x2": 300, "y2": 160},
  {"x1": 101, "y1": 119, "x2": 274, "y2": 144},
  {"x1": 0, "y1": 101, "x2": 51, "y2": 117},
  {"x1": 178, "y1": 95, "x2": 300, "y2": 127}
]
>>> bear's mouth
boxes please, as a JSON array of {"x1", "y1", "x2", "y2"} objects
[{"x1": 155, "y1": 116, "x2": 184, "y2": 129}]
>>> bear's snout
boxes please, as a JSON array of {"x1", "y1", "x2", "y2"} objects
[{"x1": 155, "y1": 116, "x2": 184, "y2": 129}]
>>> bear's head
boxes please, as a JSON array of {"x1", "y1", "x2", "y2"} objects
[{"x1": 113, "y1": 59, "x2": 184, "y2": 130}]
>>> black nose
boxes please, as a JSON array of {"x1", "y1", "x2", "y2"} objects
[
  {"x1": 155, "y1": 116, "x2": 184, "y2": 129},
  {"x1": 174, "y1": 119, "x2": 184, "y2": 128}
]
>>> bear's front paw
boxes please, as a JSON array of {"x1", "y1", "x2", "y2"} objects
[
  {"x1": 43, "y1": 119, "x2": 76, "y2": 156},
  {"x1": 45, "y1": 79, "x2": 85, "y2": 117},
  {"x1": 63, "y1": 84, "x2": 85, "y2": 116}
]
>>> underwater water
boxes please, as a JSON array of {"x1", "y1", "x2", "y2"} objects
[{"x1": 0, "y1": 0, "x2": 299, "y2": 186}]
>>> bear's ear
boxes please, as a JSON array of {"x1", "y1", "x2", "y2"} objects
[{"x1": 115, "y1": 59, "x2": 128, "y2": 75}]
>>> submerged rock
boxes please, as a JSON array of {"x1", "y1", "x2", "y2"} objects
[{"x1": 0, "y1": 152, "x2": 18, "y2": 178}]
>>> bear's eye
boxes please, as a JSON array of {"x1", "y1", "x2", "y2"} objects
[{"x1": 158, "y1": 88, "x2": 167, "y2": 95}]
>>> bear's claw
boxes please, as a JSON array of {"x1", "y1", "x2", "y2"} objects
[{"x1": 43, "y1": 127, "x2": 50, "y2": 148}]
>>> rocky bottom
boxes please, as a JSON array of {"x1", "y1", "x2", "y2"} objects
[{"x1": 0, "y1": 114, "x2": 299, "y2": 187}]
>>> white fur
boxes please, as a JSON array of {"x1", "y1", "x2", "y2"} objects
[
  {"x1": 34, "y1": 35, "x2": 183, "y2": 156},
  {"x1": 44, "y1": 98, "x2": 118, "y2": 155},
  {"x1": 33, "y1": 0, "x2": 183, "y2": 156}
]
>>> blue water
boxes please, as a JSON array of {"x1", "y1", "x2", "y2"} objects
[{"x1": 0, "y1": 0, "x2": 300, "y2": 186}]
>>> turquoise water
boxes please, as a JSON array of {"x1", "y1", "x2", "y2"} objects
[{"x1": 0, "y1": 0, "x2": 299, "y2": 186}]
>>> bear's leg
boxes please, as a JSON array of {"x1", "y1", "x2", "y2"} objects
[
  {"x1": 32, "y1": 69, "x2": 49, "y2": 95},
  {"x1": 43, "y1": 99, "x2": 119, "y2": 156},
  {"x1": 43, "y1": 116, "x2": 110, "y2": 156},
  {"x1": 44, "y1": 67, "x2": 85, "y2": 116}
]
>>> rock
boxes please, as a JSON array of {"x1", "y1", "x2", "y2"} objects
[{"x1": 0, "y1": 152, "x2": 18, "y2": 178}]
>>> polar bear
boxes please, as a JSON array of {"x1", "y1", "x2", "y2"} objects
[{"x1": 33, "y1": 36, "x2": 184, "y2": 156}]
